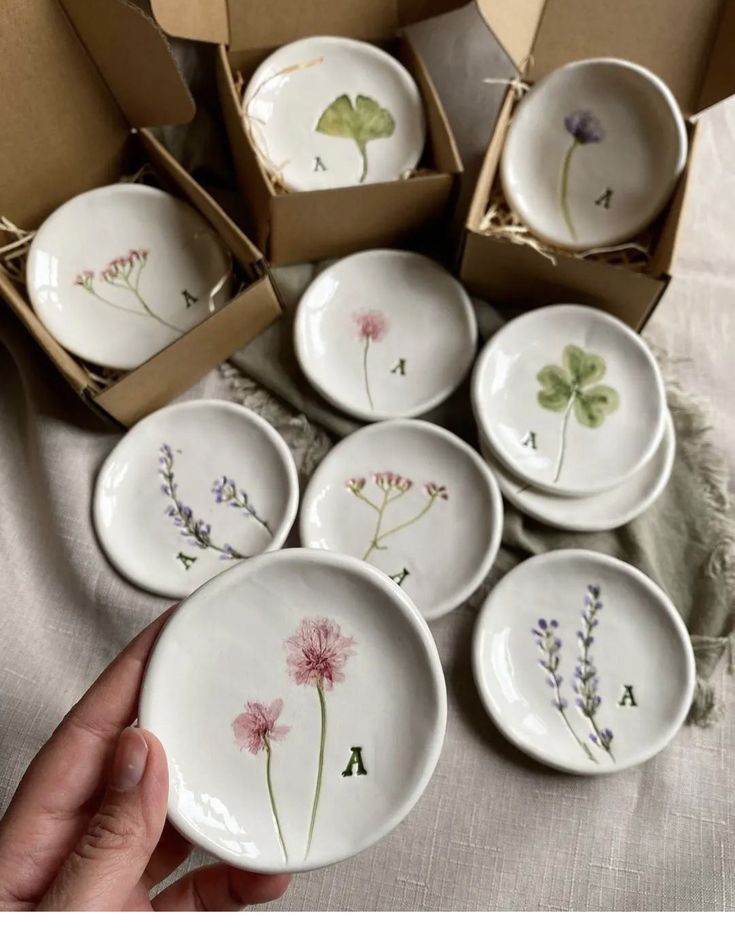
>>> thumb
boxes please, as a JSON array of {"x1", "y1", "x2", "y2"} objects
[{"x1": 39, "y1": 727, "x2": 169, "y2": 911}]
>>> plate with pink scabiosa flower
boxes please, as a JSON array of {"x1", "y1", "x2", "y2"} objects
[
  {"x1": 472, "y1": 550, "x2": 695, "y2": 775},
  {"x1": 300, "y1": 419, "x2": 503, "y2": 620},
  {"x1": 26, "y1": 184, "x2": 232, "y2": 369},
  {"x1": 471, "y1": 304, "x2": 667, "y2": 498},
  {"x1": 500, "y1": 58, "x2": 687, "y2": 250},
  {"x1": 93, "y1": 399, "x2": 298, "y2": 599},
  {"x1": 294, "y1": 249, "x2": 477, "y2": 421},
  {"x1": 138, "y1": 549, "x2": 446, "y2": 872}
]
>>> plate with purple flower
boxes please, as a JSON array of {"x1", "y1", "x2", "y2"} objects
[
  {"x1": 93, "y1": 399, "x2": 299, "y2": 598},
  {"x1": 500, "y1": 58, "x2": 688, "y2": 250},
  {"x1": 299, "y1": 419, "x2": 503, "y2": 620},
  {"x1": 138, "y1": 549, "x2": 446, "y2": 872},
  {"x1": 472, "y1": 550, "x2": 695, "y2": 774},
  {"x1": 294, "y1": 249, "x2": 477, "y2": 421},
  {"x1": 27, "y1": 184, "x2": 232, "y2": 369}
]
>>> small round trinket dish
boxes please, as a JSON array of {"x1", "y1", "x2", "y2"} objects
[
  {"x1": 138, "y1": 549, "x2": 447, "y2": 872},
  {"x1": 500, "y1": 58, "x2": 688, "y2": 250},
  {"x1": 93, "y1": 400, "x2": 298, "y2": 598},
  {"x1": 243, "y1": 36, "x2": 425, "y2": 191},
  {"x1": 294, "y1": 250, "x2": 477, "y2": 422},
  {"x1": 478, "y1": 410, "x2": 675, "y2": 532},
  {"x1": 27, "y1": 184, "x2": 232, "y2": 370},
  {"x1": 300, "y1": 420, "x2": 503, "y2": 620},
  {"x1": 473, "y1": 550, "x2": 695, "y2": 775},
  {"x1": 471, "y1": 304, "x2": 667, "y2": 498}
]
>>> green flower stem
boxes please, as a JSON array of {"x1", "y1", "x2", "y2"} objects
[
  {"x1": 363, "y1": 493, "x2": 439, "y2": 561},
  {"x1": 264, "y1": 737, "x2": 288, "y2": 862},
  {"x1": 362, "y1": 337, "x2": 374, "y2": 409},
  {"x1": 357, "y1": 141, "x2": 368, "y2": 183},
  {"x1": 87, "y1": 287, "x2": 149, "y2": 317},
  {"x1": 588, "y1": 714, "x2": 615, "y2": 763},
  {"x1": 555, "y1": 692, "x2": 597, "y2": 764},
  {"x1": 560, "y1": 138, "x2": 580, "y2": 241},
  {"x1": 305, "y1": 682, "x2": 327, "y2": 859},
  {"x1": 362, "y1": 487, "x2": 391, "y2": 561},
  {"x1": 553, "y1": 395, "x2": 575, "y2": 484}
]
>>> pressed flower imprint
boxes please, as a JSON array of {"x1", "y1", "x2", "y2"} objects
[
  {"x1": 212, "y1": 476, "x2": 272, "y2": 538},
  {"x1": 531, "y1": 583, "x2": 615, "y2": 766},
  {"x1": 536, "y1": 344, "x2": 620, "y2": 484},
  {"x1": 232, "y1": 699, "x2": 290, "y2": 861},
  {"x1": 75, "y1": 249, "x2": 184, "y2": 333},
  {"x1": 353, "y1": 310, "x2": 388, "y2": 410},
  {"x1": 316, "y1": 94, "x2": 395, "y2": 183},
  {"x1": 285, "y1": 617, "x2": 356, "y2": 858},
  {"x1": 158, "y1": 444, "x2": 246, "y2": 561},
  {"x1": 559, "y1": 110, "x2": 605, "y2": 240},
  {"x1": 347, "y1": 472, "x2": 448, "y2": 562}
]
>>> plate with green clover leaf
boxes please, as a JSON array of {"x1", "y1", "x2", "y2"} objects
[
  {"x1": 242, "y1": 36, "x2": 426, "y2": 192},
  {"x1": 471, "y1": 305, "x2": 667, "y2": 497}
]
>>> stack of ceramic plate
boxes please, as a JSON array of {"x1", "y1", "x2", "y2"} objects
[{"x1": 471, "y1": 304, "x2": 674, "y2": 532}]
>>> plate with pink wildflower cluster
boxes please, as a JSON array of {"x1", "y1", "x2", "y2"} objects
[
  {"x1": 294, "y1": 249, "x2": 477, "y2": 421},
  {"x1": 93, "y1": 399, "x2": 299, "y2": 598},
  {"x1": 300, "y1": 419, "x2": 503, "y2": 620},
  {"x1": 138, "y1": 549, "x2": 446, "y2": 872},
  {"x1": 26, "y1": 184, "x2": 232, "y2": 369},
  {"x1": 472, "y1": 550, "x2": 695, "y2": 775}
]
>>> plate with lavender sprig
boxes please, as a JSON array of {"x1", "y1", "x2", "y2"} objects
[
  {"x1": 27, "y1": 184, "x2": 232, "y2": 370},
  {"x1": 473, "y1": 550, "x2": 695, "y2": 775},
  {"x1": 500, "y1": 58, "x2": 688, "y2": 250},
  {"x1": 299, "y1": 419, "x2": 503, "y2": 620},
  {"x1": 294, "y1": 250, "x2": 477, "y2": 422},
  {"x1": 93, "y1": 400, "x2": 299, "y2": 598}
]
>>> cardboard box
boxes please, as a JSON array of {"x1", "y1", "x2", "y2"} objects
[
  {"x1": 0, "y1": 0, "x2": 282, "y2": 427},
  {"x1": 151, "y1": 0, "x2": 466, "y2": 265},
  {"x1": 459, "y1": 0, "x2": 735, "y2": 330}
]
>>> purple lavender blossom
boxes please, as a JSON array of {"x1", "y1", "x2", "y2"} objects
[
  {"x1": 573, "y1": 584, "x2": 614, "y2": 761},
  {"x1": 158, "y1": 444, "x2": 245, "y2": 560},
  {"x1": 211, "y1": 476, "x2": 272, "y2": 536},
  {"x1": 564, "y1": 110, "x2": 605, "y2": 145}
]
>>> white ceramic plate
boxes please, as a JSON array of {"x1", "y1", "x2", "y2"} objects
[
  {"x1": 93, "y1": 400, "x2": 298, "y2": 598},
  {"x1": 294, "y1": 250, "x2": 477, "y2": 421},
  {"x1": 27, "y1": 184, "x2": 232, "y2": 369},
  {"x1": 471, "y1": 305, "x2": 667, "y2": 497},
  {"x1": 473, "y1": 550, "x2": 695, "y2": 775},
  {"x1": 299, "y1": 420, "x2": 503, "y2": 620},
  {"x1": 501, "y1": 58, "x2": 688, "y2": 250},
  {"x1": 138, "y1": 549, "x2": 446, "y2": 872},
  {"x1": 478, "y1": 410, "x2": 675, "y2": 532},
  {"x1": 243, "y1": 36, "x2": 425, "y2": 192}
]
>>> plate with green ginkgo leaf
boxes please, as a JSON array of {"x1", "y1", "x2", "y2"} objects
[
  {"x1": 471, "y1": 305, "x2": 667, "y2": 498},
  {"x1": 242, "y1": 36, "x2": 426, "y2": 192}
]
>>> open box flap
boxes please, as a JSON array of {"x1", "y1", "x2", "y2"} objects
[
  {"x1": 152, "y1": 0, "x2": 470, "y2": 49},
  {"x1": 60, "y1": 0, "x2": 195, "y2": 128},
  {"x1": 482, "y1": 0, "x2": 734, "y2": 116}
]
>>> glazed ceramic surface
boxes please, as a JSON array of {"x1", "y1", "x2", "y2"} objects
[
  {"x1": 294, "y1": 250, "x2": 477, "y2": 421},
  {"x1": 138, "y1": 549, "x2": 447, "y2": 872},
  {"x1": 299, "y1": 420, "x2": 503, "y2": 620},
  {"x1": 501, "y1": 58, "x2": 688, "y2": 250},
  {"x1": 243, "y1": 36, "x2": 425, "y2": 192},
  {"x1": 473, "y1": 550, "x2": 695, "y2": 775},
  {"x1": 93, "y1": 400, "x2": 298, "y2": 598},
  {"x1": 27, "y1": 184, "x2": 232, "y2": 369},
  {"x1": 471, "y1": 304, "x2": 667, "y2": 497},
  {"x1": 478, "y1": 410, "x2": 675, "y2": 532}
]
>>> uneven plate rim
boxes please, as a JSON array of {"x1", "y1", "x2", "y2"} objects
[
  {"x1": 138, "y1": 548, "x2": 448, "y2": 873},
  {"x1": 299, "y1": 418, "x2": 503, "y2": 620},
  {"x1": 92, "y1": 399, "x2": 300, "y2": 599},
  {"x1": 478, "y1": 409, "x2": 675, "y2": 532},
  {"x1": 294, "y1": 249, "x2": 478, "y2": 422},
  {"x1": 499, "y1": 57, "x2": 689, "y2": 251},
  {"x1": 26, "y1": 183, "x2": 232, "y2": 370},
  {"x1": 470, "y1": 304, "x2": 668, "y2": 497},
  {"x1": 472, "y1": 549, "x2": 696, "y2": 775},
  {"x1": 243, "y1": 35, "x2": 426, "y2": 194}
]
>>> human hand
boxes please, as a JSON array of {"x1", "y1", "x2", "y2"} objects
[{"x1": 0, "y1": 608, "x2": 291, "y2": 911}]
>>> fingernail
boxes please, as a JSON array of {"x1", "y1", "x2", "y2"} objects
[{"x1": 110, "y1": 727, "x2": 149, "y2": 792}]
